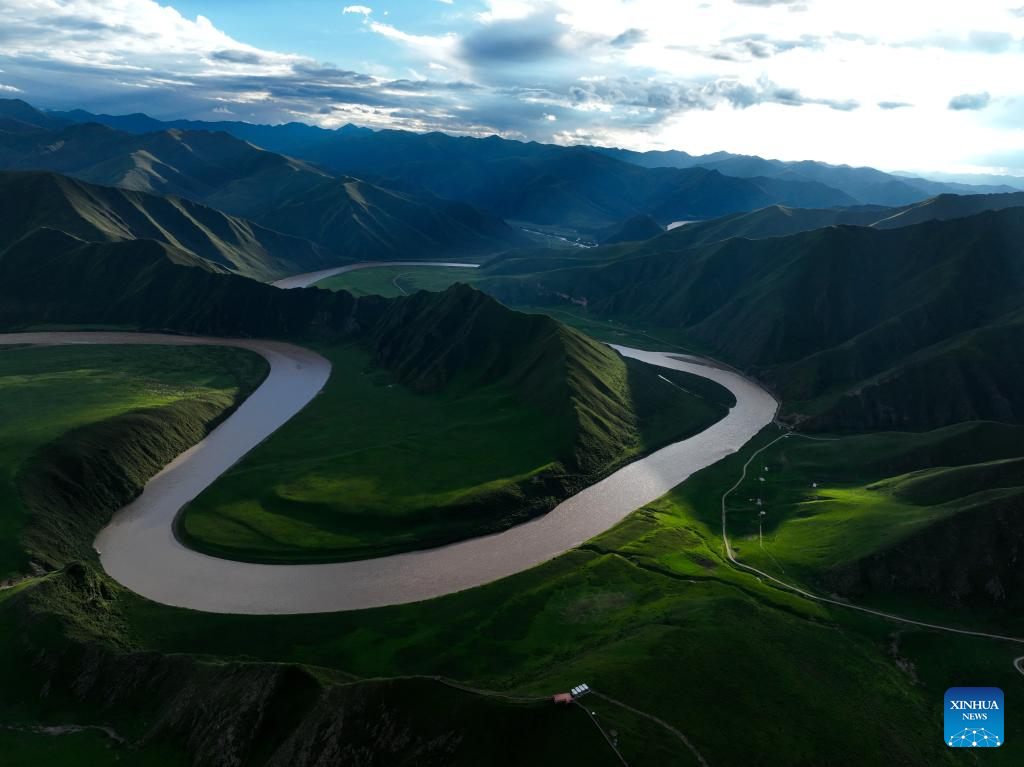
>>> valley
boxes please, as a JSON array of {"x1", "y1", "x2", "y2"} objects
[
  {"x1": 1, "y1": 39, "x2": 1023, "y2": 765},
  {"x1": 312, "y1": 263, "x2": 481, "y2": 297}
]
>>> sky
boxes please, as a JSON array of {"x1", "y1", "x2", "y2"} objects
[{"x1": 0, "y1": 0, "x2": 1022, "y2": 176}]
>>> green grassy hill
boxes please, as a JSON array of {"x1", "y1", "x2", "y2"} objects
[
  {"x1": 483, "y1": 207, "x2": 1024, "y2": 431},
  {"x1": 721, "y1": 421, "x2": 1024, "y2": 617},
  {"x1": 0, "y1": 345, "x2": 620, "y2": 767},
  {"x1": 0, "y1": 344, "x2": 266, "y2": 580},
  {"x1": 0, "y1": 226, "x2": 731, "y2": 560},
  {"x1": 0, "y1": 171, "x2": 341, "y2": 281},
  {"x1": 179, "y1": 285, "x2": 732, "y2": 562},
  {"x1": 0, "y1": 228, "x2": 371, "y2": 338},
  {"x1": 870, "y1": 191, "x2": 1024, "y2": 229}
]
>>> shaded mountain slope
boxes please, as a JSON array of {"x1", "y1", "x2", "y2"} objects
[
  {"x1": 870, "y1": 191, "x2": 1024, "y2": 229},
  {"x1": 250, "y1": 175, "x2": 522, "y2": 264},
  {"x1": 0, "y1": 171, "x2": 339, "y2": 281},
  {"x1": 0, "y1": 228, "x2": 372, "y2": 338},
  {"x1": 365, "y1": 285, "x2": 644, "y2": 476},
  {"x1": 623, "y1": 190, "x2": 1024, "y2": 249},
  {"x1": 482, "y1": 207, "x2": 1024, "y2": 431},
  {"x1": 489, "y1": 190, "x2": 1024, "y2": 278},
  {"x1": 598, "y1": 214, "x2": 664, "y2": 245}
]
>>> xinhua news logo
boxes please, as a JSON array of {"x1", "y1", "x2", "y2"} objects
[{"x1": 945, "y1": 687, "x2": 1003, "y2": 748}]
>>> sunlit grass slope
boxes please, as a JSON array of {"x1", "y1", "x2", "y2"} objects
[
  {"x1": 0, "y1": 344, "x2": 267, "y2": 580},
  {"x1": 721, "y1": 421, "x2": 1024, "y2": 616}
]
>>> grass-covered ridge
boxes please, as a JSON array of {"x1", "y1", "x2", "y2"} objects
[
  {"x1": 0, "y1": 344, "x2": 267, "y2": 580},
  {"x1": 0, "y1": 170, "x2": 343, "y2": 282},
  {"x1": 719, "y1": 421, "x2": 1024, "y2": 616},
  {"x1": 179, "y1": 287, "x2": 734, "y2": 563}
]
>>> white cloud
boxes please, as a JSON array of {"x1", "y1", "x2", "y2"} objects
[
  {"x1": 0, "y1": 0, "x2": 1022, "y2": 173},
  {"x1": 368, "y1": 21, "x2": 460, "y2": 68},
  {"x1": 0, "y1": 83, "x2": 22, "y2": 92}
]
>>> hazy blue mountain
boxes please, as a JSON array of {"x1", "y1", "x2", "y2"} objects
[
  {"x1": 49, "y1": 102, "x2": 860, "y2": 230},
  {"x1": 593, "y1": 146, "x2": 1017, "y2": 206},
  {"x1": 0, "y1": 100, "x2": 525, "y2": 263}
]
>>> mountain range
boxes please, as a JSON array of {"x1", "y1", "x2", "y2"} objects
[
  {"x1": 481, "y1": 205, "x2": 1024, "y2": 432},
  {"x1": 45, "y1": 100, "x2": 1014, "y2": 224},
  {"x1": 592, "y1": 146, "x2": 1020, "y2": 206},
  {"x1": 5, "y1": 94, "x2": 1024, "y2": 440},
  {"x1": 33, "y1": 102, "x2": 876, "y2": 230},
  {"x1": 0, "y1": 100, "x2": 526, "y2": 270}
]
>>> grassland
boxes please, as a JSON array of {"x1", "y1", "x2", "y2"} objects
[
  {"x1": 716, "y1": 422, "x2": 1024, "y2": 622},
  {"x1": 314, "y1": 266, "x2": 481, "y2": 298},
  {"x1": 3, "y1": 329, "x2": 1023, "y2": 765},
  {"x1": 0, "y1": 344, "x2": 267, "y2": 579},
  {"x1": 119, "y1": 426, "x2": 1024, "y2": 766},
  {"x1": 178, "y1": 342, "x2": 732, "y2": 563},
  {"x1": 3, "y1": 357, "x2": 1022, "y2": 763}
]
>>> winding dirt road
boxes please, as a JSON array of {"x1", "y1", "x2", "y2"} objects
[{"x1": 719, "y1": 433, "x2": 1024, "y2": 659}]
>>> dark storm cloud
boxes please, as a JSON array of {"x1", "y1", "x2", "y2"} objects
[
  {"x1": 948, "y1": 92, "x2": 992, "y2": 110},
  {"x1": 458, "y1": 9, "x2": 566, "y2": 64},
  {"x1": 610, "y1": 28, "x2": 648, "y2": 48},
  {"x1": 290, "y1": 63, "x2": 375, "y2": 84},
  {"x1": 210, "y1": 50, "x2": 268, "y2": 65}
]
